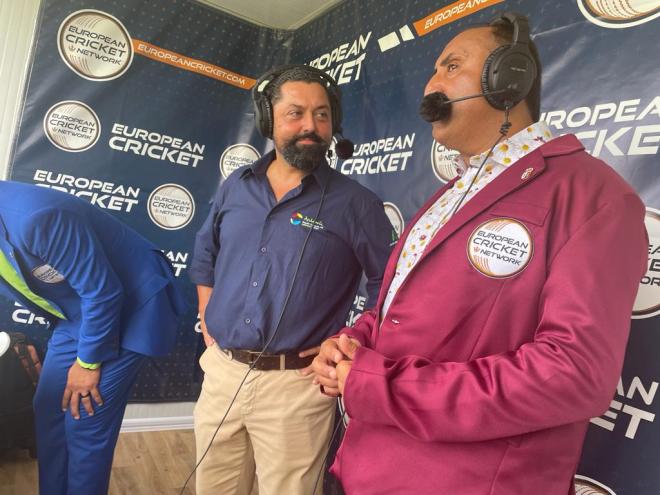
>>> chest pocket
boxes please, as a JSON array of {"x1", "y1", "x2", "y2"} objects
[
  {"x1": 488, "y1": 200, "x2": 549, "y2": 226},
  {"x1": 291, "y1": 219, "x2": 354, "y2": 281},
  {"x1": 290, "y1": 222, "x2": 334, "y2": 258}
]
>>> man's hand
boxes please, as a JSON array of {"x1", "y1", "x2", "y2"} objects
[
  {"x1": 336, "y1": 359, "x2": 353, "y2": 395},
  {"x1": 336, "y1": 334, "x2": 359, "y2": 360},
  {"x1": 197, "y1": 285, "x2": 215, "y2": 347},
  {"x1": 200, "y1": 318, "x2": 215, "y2": 347},
  {"x1": 298, "y1": 345, "x2": 321, "y2": 376},
  {"x1": 61, "y1": 361, "x2": 103, "y2": 420},
  {"x1": 312, "y1": 335, "x2": 361, "y2": 396}
]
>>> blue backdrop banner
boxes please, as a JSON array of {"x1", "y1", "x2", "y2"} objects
[{"x1": 6, "y1": 0, "x2": 659, "y2": 493}]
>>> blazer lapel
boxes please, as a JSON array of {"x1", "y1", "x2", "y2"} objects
[
  {"x1": 419, "y1": 134, "x2": 585, "y2": 259},
  {"x1": 419, "y1": 151, "x2": 548, "y2": 261},
  {"x1": 376, "y1": 178, "x2": 459, "y2": 311},
  {"x1": 374, "y1": 134, "x2": 585, "y2": 323}
]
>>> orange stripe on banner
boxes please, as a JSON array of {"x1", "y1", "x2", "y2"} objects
[
  {"x1": 413, "y1": 0, "x2": 504, "y2": 37},
  {"x1": 132, "y1": 39, "x2": 256, "y2": 90}
]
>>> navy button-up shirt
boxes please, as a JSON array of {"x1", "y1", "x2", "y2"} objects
[{"x1": 189, "y1": 151, "x2": 394, "y2": 353}]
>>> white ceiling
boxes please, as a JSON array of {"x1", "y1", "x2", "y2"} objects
[{"x1": 195, "y1": 0, "x2": 344, "y2": 30}]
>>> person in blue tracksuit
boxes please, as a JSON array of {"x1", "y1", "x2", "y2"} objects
[{"x1": 0, "y1": 180, "x2": 186, "y2": 494}]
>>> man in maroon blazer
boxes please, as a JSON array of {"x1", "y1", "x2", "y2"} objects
[{"x1": 312, "y1": 12, "x2": 648, "y2": 495}]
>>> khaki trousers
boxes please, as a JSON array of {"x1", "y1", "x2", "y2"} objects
[{"x1": 194, "y1": 344, "x2": 336, "y2": 495}]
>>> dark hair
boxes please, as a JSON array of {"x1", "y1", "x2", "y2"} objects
[
  {"x1": 266, "y1": 67, "x2": 335, "y2": 107},
  {"x1": 253, "y1": 64, "x2": 344, "y2": 138},
  {"x1": 488, "y1": 18, "x2": 542, "y2": 121}
]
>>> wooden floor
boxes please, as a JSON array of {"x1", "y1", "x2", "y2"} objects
[{"x1": 0, "y1": 429, "x2": 196, "y2": 495}]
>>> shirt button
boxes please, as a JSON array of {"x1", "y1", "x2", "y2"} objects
[
  {"x1": 244, "y1": 318, "x2": 251, "y2": 324},
  {"x1": 260, "y1": 247, "x2": 266, "y2": 253},
  {"x1": 252, "y1": 281, "x2": 258, "y2": 287}
]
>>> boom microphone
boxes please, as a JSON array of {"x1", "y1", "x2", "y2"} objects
[
  {"x1": 419, "y1": 89, "x2": 510, "y2": 123},
  {"x1": 327, "y1": 130, "x2": 355, "y2": 160},
  {"x1": 334, "y1": 137, "x2": 355, "y2": 160}
]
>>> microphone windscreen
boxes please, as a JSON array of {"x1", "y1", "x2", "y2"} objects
[
  {"x1": 335, "y1": 138, "x2": 354, "y2": 160},
  {"x1": 419, "y1": 92, "x2": 452, "y2": 123}
]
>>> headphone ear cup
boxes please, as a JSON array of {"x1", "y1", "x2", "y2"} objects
[
  {"x1": 500, "y1": 48, "x2": 537, "y2": 108},
  {"x1": 331, "y1": 99, "x2": 341, "y2": 135},
  {"x1": 262, "y1": 98, "x2": 274, "y2": 139},
  {"x1": 254, "y1": 96, "x2": 273, "y2": 139},
  {"x1": 481, "y1": 44, "x2": 509, "y2": 110},
  {"x1": 253, "y1": 100, "x2": 264, "y2": 137},
  {"x1": 252, "y1": 67, "x2": 284, "y2": 139},
  {"x1": 482, "y1": 43, "x2": 537, "y2": 111}
]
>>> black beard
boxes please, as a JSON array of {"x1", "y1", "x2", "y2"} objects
[
  {"x1": 419, "y1": 92, "x2": 452, "y2": 123},
  {"x1": 280, "y1": 133, "x2": 330, "y2": 172}
]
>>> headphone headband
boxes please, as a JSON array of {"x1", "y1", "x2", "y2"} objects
[{"x1": 498, "y1": 12, "x2": 530, "y2": 45}]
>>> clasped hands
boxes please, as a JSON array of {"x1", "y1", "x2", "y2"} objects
[{"x1": 311, "y1": 334, "x2": 361, "y2": 396}]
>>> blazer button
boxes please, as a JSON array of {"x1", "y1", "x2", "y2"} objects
[{"x1": 390, "y1": 318, "x2": 400, "y2": 324}]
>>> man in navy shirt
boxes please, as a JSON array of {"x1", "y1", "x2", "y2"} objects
[{"x1": 189, "y1": 65, "x2": 393, "y2": 494}]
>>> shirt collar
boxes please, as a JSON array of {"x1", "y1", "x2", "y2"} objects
[
  {"x1": 241, "y1": 150, "x2": 275, "y2": 178},
  {"x1": 240, "y1": 149, "x2": 332, "y2": 189},
  {"x1": 453, "y1": 121, "x2": 554, "y2": 174}
]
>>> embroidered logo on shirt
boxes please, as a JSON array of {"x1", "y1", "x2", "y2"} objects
[
  {"x1": 290, "y1": 212, "x2": 324, "y2": 231},
  {"x1": 32, "y1": 264, "x2": 65, "y2": 284},
  {"x1": 467, "y1": 218, "x2": 533, "y2": 278}
]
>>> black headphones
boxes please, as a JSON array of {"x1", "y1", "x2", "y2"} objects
[
  {"x1": 481, "y1": 12, "x2": 537, "y2": 111},
  {"x1": 252, "y1": 64, "x2": 344, "y2": 139}
]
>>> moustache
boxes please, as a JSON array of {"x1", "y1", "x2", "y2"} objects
[
  {"x1": 419, "y1": 92, "x2": 452, "y2": 123},
  {"x1": 294, "y1": 132, "x2": 324, "y2": 144}
]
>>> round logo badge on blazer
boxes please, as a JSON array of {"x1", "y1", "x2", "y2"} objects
[
  {"x1": 32, "y1": 264, "x2": 65, "y2": 283},
  {"x1": 467, "y1": 218, "x2": 533, "y2": 278}
]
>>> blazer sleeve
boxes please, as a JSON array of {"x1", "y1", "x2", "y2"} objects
[
  {"x1": 342, "y1": 193, "x2": 648, "y2": 443},
  {"x1": 23, "y1": 207, "x2": 124, "y2": 364},
  {"x1": 334, "y1": 309, "x2": 376, "y2": 348}
]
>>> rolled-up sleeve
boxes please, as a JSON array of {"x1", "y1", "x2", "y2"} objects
[{"x1": 189, "y1": 183, "x2": 226, "y2": 287}]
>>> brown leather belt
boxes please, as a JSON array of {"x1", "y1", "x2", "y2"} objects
[{"x1": 220, "y1": 348, "x2": 313, "y2": 371}]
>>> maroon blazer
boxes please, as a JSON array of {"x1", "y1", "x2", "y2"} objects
[{"x1": 332, "y1": 135, "x2": 648, "y2": 494}]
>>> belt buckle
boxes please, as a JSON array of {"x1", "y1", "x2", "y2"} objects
[{"x1": 246, "y1": 350, "x2": 260, "y2": 367}]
